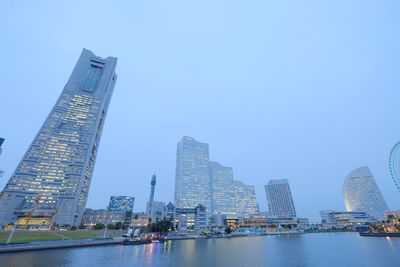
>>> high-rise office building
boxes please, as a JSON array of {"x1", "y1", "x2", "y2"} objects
[
  {"x1": 208, "y1": 161, "x2": 258, "y2": 216},
  {"x1": 232, "y1": 180, "x2": 259, "y2": 216},
  {"x1": 174, "y1": 136, "x2": 211, "y2": 210},
  {"x1": 0, "y1": 49, "x2": 117, "y2": 227},
  {"x1": 265, "y1": 179, "x2": 297, "y2": 217},
  {"x1": 343, "y1": 166, "x2": 388, "y2": 219},
  {"x1": 389, "y1": 142, "x2": 400, "y2": 192},
  {"x1": 108, "y1": 196, "x2": 135, "y2": 213},
  {"x1": 209, "y1": 161, "x2": 235, "y2": 215}
]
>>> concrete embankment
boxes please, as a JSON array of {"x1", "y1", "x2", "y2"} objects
[
  {"x1": 0, "y1": 238, "x2": 122, "y2": 253},
  {"x1": 359, "y1": 232, "x2": 400, "y2": 237}
]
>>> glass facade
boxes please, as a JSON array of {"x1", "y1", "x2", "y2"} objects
[
  {"x1": 0, "y1": 49, "x2": 117, "y2": 227},
  {"x1": 174, "y1": 137, "x2": 258, "y2": 217},
  {"x1": 108, "y1": 196, "x2": 135, "y2": 213},
  {"x1": 209, "y1": 161, "x2": 235, "y2": 215},
  {"x1": 232, "y1": 180, "x2": 259, "y2": 216},
  {"x1": 265, "y1": 179, "x2": 297, "y2": 217},
  {"x1": 209, "y1": 161, "x2": 258, "y2": 216},
  {"x1": 343, "y1": 166, "x2": 388, "y2": 220},
  {"x1": 174, "y1": 136, "x2": 211, "y2": 210}
]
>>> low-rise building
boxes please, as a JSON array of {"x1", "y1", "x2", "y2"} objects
[
  {"x1": 82, "y1": 209, "x2": 128, "y2": 226},
  {"x1": 320, "y1": 210, "x2": 376, "y2": 227},
  {"x1": 131, "y1": 212, "x2": 149, "y2": 227}
]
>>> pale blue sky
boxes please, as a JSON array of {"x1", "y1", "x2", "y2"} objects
[{"x1": 1, "y1": 0, "x2": 399, "y2": 220}]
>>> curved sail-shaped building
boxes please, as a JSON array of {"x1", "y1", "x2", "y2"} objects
[
  {"x1": 389, "y1": 142, "x2": 400, "y2": 192},
  {"x1": 343, "y1": 166, "x2": 387, "y2": 219},
  {"x1": 0, "y1": 49, "x2": 117, "y2": 228}
]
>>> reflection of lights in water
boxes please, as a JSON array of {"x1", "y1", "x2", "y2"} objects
[
  {"x1": 118, "y1": 245, "x2": 125, "y2": 259},
  {"x1": 385, "y1": 236, "x2": 398, "y2": 252},
  {"x1": 163, "y1": 240, "x2": 172, "y2": 255},
  {"x1": 145, "y1": 243, "x2": 154, "y2": 257}
]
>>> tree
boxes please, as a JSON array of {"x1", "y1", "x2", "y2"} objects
[
  {"x1": 79, "y1": 223, "x2": 85, "y2": 229},
  {"x1": 115, "y1": 222, "x2": 122, "y2": 230},
  {"x1": 94, "y1": 223, "x2": 105, "y2": 230},
  {"x1": 225, "y1": 227, "x2": 232, "y2": 234}
]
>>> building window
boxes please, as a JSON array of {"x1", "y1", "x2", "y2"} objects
[{"x1": 82, "y1": 63, "x2": 103, "y2": 93}]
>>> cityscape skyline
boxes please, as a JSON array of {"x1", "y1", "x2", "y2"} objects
[{"x1": 1, "y1": 1, "x2": 400, "y2": 221}]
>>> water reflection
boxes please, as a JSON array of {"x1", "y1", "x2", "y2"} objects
[{"x1": 0, "y1": 233, "x2": 399, "y2": 267}]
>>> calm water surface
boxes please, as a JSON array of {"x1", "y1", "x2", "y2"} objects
[{"x1": 0, "y1": 233, "x2": 399, "y2": 267}]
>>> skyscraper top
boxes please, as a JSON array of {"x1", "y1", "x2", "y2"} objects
[
  {"x1": 151, "y1": 174, "x2": 156, "y2": 186},
  {"x1": 0, "y1": 138, "x2": 4, "y2": 147},
  {"x1": 268, "y1": 179, "x2": 289, "y2": 185}
]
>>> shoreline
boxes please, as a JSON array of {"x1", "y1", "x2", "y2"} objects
[{"x1": 1, "y1": 230, "x2": 398, "y2": 253}]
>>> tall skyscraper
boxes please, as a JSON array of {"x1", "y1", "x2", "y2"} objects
[
  {"x1": 146, "y1": 174, "x2": 156, "y2": 216},
  {"x1": 209, "y1": 161, "x2": 235, "y2": 215},
  {"x1": 174, "y1": 136, "x2": 211, "y2": 210},
  {"x1": 108, "y1": 196, "x2": 135, "y2": 213},
  {"x1": 209, "y1": 161, "x2": 258, "y2": 216},
  {"x1": 0, "y1": 49, "x2": 117, "y2": 227},
  {"x1": 389, "y1": 142, "x2": 400, "y2": 192},
  {"x1": 232, "y1": 180, "x2": 259, "y2": 216},
  {"x1": 343, "y1": 166, "x2": 388, "y2": 219},
  {"x1": 265, "y1": 179, "x2": 297, "y2": 217}
]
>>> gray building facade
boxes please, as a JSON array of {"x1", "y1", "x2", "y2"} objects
[
  {"x1": 265, "y1": 179, "x2": 297, "y2": 217},
  {"x1": 109, "y1": 196, "x2": 134, "y2": 213},
  {"x1": 0, "y1": 49, "x2": 117, "y2": 227},
  {"x1": 343, "y1": 166, "x2": 388, "y2": 219},
  {"x1": 174, "y1": 136, "x2": 211, "y2": 210}
]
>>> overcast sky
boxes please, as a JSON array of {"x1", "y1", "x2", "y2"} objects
[{"x1": 1, "y1": 1, "x2": 399, "y2": 221}]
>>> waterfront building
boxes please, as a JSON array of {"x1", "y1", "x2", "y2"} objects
[
  {"x1": 209, "y1": 161, "x2": 259, "y2": 216},
  {"x1": 384, "y1": 210, "x2": 400, "y2": 219},
  {"x1": 163, "y1": 202, "x2": 176, "y2": 222},
  {"x1": 108, "y1": 196, "x2": 134, "y2": 213},
  {"x1": 343, "y1": 166, "x2": 388, "y2": 219},
  {"x1": 319, "y1": 210, "x2": 376, "y2": 226},
  {"x1": 82, "y1": 208, "x2": 127, "y2": 226},
  {"x1": 389, "y1": 142, "x2": 400, "y2": 192},
  {"x1": 146, "y1": 174, "x2": 157, "y2": 216},
  {"x1": 194, "y1": 204, "x2": 208, "y2": 232},
  {"x1": 232, "y1": 180, "x2": 259, "y2": 217},
  {"x1": 0, "y1": 49, "x2": 117, "y2": 228},
  {"x1": 174, "y1": 136, "x2": 211, "y2": 211},
  {"x1": 174, "y1": 137, "x2": 259, "y2": 217},
  {"x1": 210, "y1": 213, "x2": 227, "y2": 228},
  {"x1": 208, "y1": 161, "x2": 235, "y2": 215},
  {"x1": 175, "y1": 204, "x2": 209, "y2": 232},
  {"x1": 130, "y1": 212, "x2": 149, "y2": 227},
  {"x1": 241, "y1": 215, "x2": 302, "y2": 228},
  {"x1": 265, "y1": 179, "x2": 297, "y2": 217}
]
